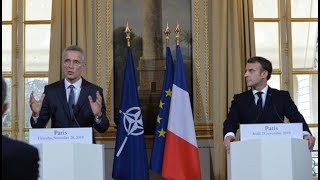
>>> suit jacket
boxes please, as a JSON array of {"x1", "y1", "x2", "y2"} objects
[
  {"x1": 30, "y1": 78, "x2": 109, "y2": 134},
  {"x1": 2, "y1": 135, "x2": 39, "y2": 180},
  {"x1": 223, "y1": 87, "x2": 311, "y2": 136}
]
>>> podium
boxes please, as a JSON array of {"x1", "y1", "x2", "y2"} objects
[
  {"x1": 29, "y1": 128, "x2": 105, "y2": 180},
  {"x1": 34, "y1": 143, "x2": 105, "y2": 180},
  {"x1": 228, "y1": 138, "x2": 312, "y2": 180}
]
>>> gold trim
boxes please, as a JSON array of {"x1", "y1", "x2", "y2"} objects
[
  {"x1": 292, "y1": 70, "x2": 318, "y2": 74},
  {"x1": 22, "y1": 76, "x2": 27, "y2": 141},
  {"x1": 193, "y1": 0, "x2": 203, "y2": 121},
  {"x1": 290, "y1": 18, "x2": 318, "y2": 22},
  {"x1": 272, "y1": 70, "x2": 281, "y2": 74},
  {"x1": 96, "y1": 135, "x2": 214, "y2": 141},
  {"x1": 24, "y1": 73, "x2": 48, "y2": 77},
  {"x1": 95, "y1": 124, "x2": 214, "y2": 140},
  {"x1": 286, "y1": 0, "x2": 293, "y2": 92},
  {"x1": 204, "y1": 0, "x2": 210, "y2": 120},
  {"x1": 254, "y1": 18, "x2": 317, "y2": 22},
  {"x1": 13, "y1": 12, "x2": 20, "y2": 138},
  {"x1": 105, "y1": 0, "x2": 112, "y2": 121},
  {"x1": 106, "y1": 125, "x2": 117, "y2": 133},
  {"x1": 125, "y1": 22, "x2": 131, "y2": 47},
  {"x1": 1, "y1": 129, "x2": 12, "y2": 132},
  {"x1": 96, "y1": 0, "x2": 102, "y2": 86},
  {"x1": 308, "y1": 124, "x2": 319, "y2": 128},
  {"x1": 254, "y1": 18, "x2": 279, "y2": 22},
  {"x1": 12, "y1": 80, "x2": 19, "y2": 139},
  {"x1": 175, "y1": 22, "x2": 181, "y2": 45},
  {"x1": 10, "y1": 0, "x2": 18, "y2": 140},
  {"x1": 195, "y1": 124, "x2": 213, "y2": 130},
  {"x1": 1, "y1": 74, "x2": 13, "y2": 78},
  {"x1": 2, "y1": 21, "x2": 13, "y2": 24},
  {"x1": 23, "y1": 20, "x2": 51, "y2": 24},
  {"x1": 164, "y1": 22, "x2": 171, "y2": 47},
  {"x1": 96, "y1": 123, "x2": 320, "y2": 141}
]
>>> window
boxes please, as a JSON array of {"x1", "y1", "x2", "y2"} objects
[
  {"x1": 253, "y1": 0, "x2": 318, "y2": 176},
  {"x1": 2, "y1": 0, "x2": 52, "y2": 141}
]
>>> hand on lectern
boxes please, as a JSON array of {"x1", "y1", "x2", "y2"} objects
[
  {"x1": 223, "y1": 136, "x2": 235, "y2": 153},
  {"x1": 303, "y1": 135, "x2": 316, "y2": 152}
]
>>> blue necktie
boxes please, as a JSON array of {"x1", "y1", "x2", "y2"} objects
[
  {"x1": 68, "y1": 85, "x2": 75, "y2": 115},
  {"x1": 256, "y1": 92, "x2": 263, "y2": 111}
]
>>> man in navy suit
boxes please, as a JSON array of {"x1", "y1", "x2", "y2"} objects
[
  {"x1": 29, "y1": 45, "x2": 109, "y2": 138},
  {"x1": 2, "y1": 78, "x2": 40, "y2": 180},
  {"x1": 223, "y1": 56, "x2": 316, "y2": 152}
]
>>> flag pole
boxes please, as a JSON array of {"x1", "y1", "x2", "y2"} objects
[
  {"x1": 165, "y1": 22, "x2": 171, "y2": 47},
  {"x1": 113, "y1": 20, "x2": 149, "y2": 179},
  {"x1": 175, "y1": 22, "x2": 180, "y2": 45},
  {"x1": 162, "y1": 21, "x2": 202, "y2": 180},
  {"x1": 125, "y1": 21, "x2": 131, "y2": 47},
  {"x1": 115, "y1": 21, "x2": 132, "y2": 157}
]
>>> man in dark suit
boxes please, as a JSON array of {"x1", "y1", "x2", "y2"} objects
[
  {"x1": 29, "y1": 45, "x2": 109, "y2": 138},
  {"x1": 2, "y1": 78, "x2": 40, "y2": 180},
  {"x1": 223, "y1": 56, "x2": 316, "y2": 152}
]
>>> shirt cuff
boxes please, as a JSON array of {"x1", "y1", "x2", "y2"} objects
[
  {"x1": 303, "y1": 131, "x2": 311, "y2": 137},
  {"x1": 224, "y1": 132, "x2": 235, "y2": 140},
  {"x1": 31, "y1": 116, "x2": 39, "y2": 123},
  {"x1": 94, "y1": 116, "x2": 102, "y2": 124}
]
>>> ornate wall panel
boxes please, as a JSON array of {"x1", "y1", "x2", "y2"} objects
[
  {"x1": 94, "y1": 0, "x2": 212, "y2": 139},
  {"x1": 94, "y1": 1, "x2": 214, "y2": 179},
  {"x1": 192, "y1": 0, "x2": 212, "y2": 124}
]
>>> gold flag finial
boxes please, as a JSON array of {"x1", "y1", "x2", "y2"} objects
[
  {"x1": 125, "y1": 21, "x2": 131, "y2": 47},
  {"x1": 175, "y1": 22, "x2": 180, "y2": 45},
  {"x1": 164, "y1": 22, "x2": 171, "y2": 47}
]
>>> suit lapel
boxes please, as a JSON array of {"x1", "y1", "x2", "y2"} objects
[
  {"x1": 246, "y1": 90, "x2": 257, "y2": 110},
  {"x1": 56, "y1": 80, "x2": 71, "y2": 119},
  {"x1": 245, "y1": 90, "x2": 258, "y2": 119},
  {"x1": 264, "y1": 87, "x2": 273, "y2": 112}
]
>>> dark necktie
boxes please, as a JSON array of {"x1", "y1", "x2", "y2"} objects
[
  {"x1": 68, "y1": 85, "x2": 75, "y2": 115},
  {"x1": 256, "y1": 92, "x2": 263, "y2": 111}
]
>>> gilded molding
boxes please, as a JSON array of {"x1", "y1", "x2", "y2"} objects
[
  {"x1": 13, "y1": 120, "x2": 18, "y2": 139},
  {"x1": 193, "y1": 0, "x2": 203, "y2": 121},
  {"x1": 96, "y1": 124, "x2": 214, "y2": 140},
  {"x1": 13, "y1": 45, "x2": 19, "y2": 139},
  {"x1": 12, "y1": 82, "x2": 18, "y2": 139},
  {"x1": 96, "y1": 0, "x2": 102, "y2": 85},
  {"x1": 204, "y1": 0, "x2": 210, "y2": 120},
  {"x1": 105, "y1": 0, "x2": 112, "y2": 120}
]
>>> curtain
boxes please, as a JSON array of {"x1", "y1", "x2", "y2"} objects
[
  {"x1": 211, "y1": 0, "x2": 255, "y2": 179},
  {"x1": 49, "y1": 0, "x2": 94, "y2": 84}
]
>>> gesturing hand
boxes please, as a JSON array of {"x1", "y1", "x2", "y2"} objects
[
  {"x1": 88, "y1": 91, "x2": 103, "y2": 117},
  {"x1": 29, "y1": 91, "x2": 45, "y2": 117}
]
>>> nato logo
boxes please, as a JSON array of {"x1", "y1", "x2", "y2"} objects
[{"x1": 116, "y1": 107, "x2": 144, "y2": 157}]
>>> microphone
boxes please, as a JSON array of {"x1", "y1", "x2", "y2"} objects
[
  {"x1": 273, "y1": 104, "x2": 284, "y2": 122},
  {"x1": 71, "y1": 105, "x2": 81, "y2": 127}
]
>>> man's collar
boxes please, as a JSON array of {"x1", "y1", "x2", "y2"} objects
[
  {"x1": 252, "y1": 85, "x2": 268, "y2": 95},
  {"x1": 64, "y1": 78, "x2": 82, "y2": 89}
]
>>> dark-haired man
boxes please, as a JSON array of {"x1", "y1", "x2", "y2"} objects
[{"x1": 223, "y1": 56, "x2": 316, "y2": 152}]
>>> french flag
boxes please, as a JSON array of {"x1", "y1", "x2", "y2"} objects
[{"x1": 162, "y1": 45, "x2": 202, "y2": 180}]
